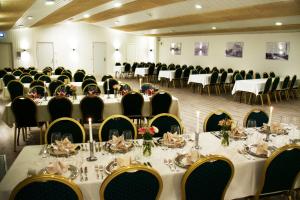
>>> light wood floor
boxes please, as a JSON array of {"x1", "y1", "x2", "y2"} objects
[{"x1": 1, "y1": 77, "x2": 300, "y2": 170}]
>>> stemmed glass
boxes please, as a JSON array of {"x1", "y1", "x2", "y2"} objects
[
  {"x1": 51, "y1": 132, "x2": 61, "y2": 144},
  {"x1": 170, "y1": 125, "x2": 181, "y2": 134},
  {"x1": 247, "y1": 120, "x2": 257, "y2": 128},
  {"x1": 109, "y1": 129, "x2": 119, "y2": 140},
  {"x1": 123, "y1": 130, "x2": 133, "y2": 146}
]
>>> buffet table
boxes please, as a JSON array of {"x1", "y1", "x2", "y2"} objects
[
  {"x1": 2, "y1": 95, "x2": 180, "y2": 127},
  {"x1": 0, "y1": 128, "x2": 299, "y2": 200}
]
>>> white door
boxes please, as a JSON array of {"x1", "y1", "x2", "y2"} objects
[
  {"x1": 126, "y1": 44, "x2": 136, "y2": 63},
  {"x1": 93, "y1": 42, "x2": 106, "y2": 79},
  {"x1": 36, "y1": 42, "x2": 54, "y2": 69},
  {"x1": 0, "y1": 43, "x2": 13, "y2": 69}
]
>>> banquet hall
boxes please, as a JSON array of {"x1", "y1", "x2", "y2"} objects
[{"x1": 0, "y1": 0, "x2": 300, "y2": 200}]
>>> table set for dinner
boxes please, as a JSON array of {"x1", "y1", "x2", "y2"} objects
[
  {"x1": 188, "y1": 73, "x2": 233, "y2": 86},
  {"x1": 1, "y1": 121, "x2": 299, "y2": 200}
]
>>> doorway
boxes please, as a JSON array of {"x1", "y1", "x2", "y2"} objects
[
  {"x1": 36, "y1": 42, "x2": 54, "y2": 69},
  {"x1": 93, "y1": 42, "x2": 106, "y2": 79},
  {"x1": 0, "y1": 42, "x2": 13, "y2": 69}
]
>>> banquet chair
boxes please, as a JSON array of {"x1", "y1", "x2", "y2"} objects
[
  {"x1": 33, "y1": 72, "x2": 44, "y2": 80},
  {"x1": 9, "y1": 175, "x2": 83, "y2": 200},
  {"x1": 220, "y1": 68, "x2": 225, "y2": 73},
  {"x1": 218, "y1": 71, "x2": 228, "y2": 94},
  {"x1": 246, "y1": 72, "x2": 253, "y2": 80},
  {"x1": 73, "y1": 71, "x2": 85, "y2": 82},
  {"x1": 255, "y1": 77, "x2": 272, "y2": 106},
  {"x1": 11, "y1": 96, "x2": 43, "y2": 151},
  {"x1": 269, "y1": 71, "x2": 276, "y2": 78},
  {"x1": 76, "y1": 69, "x2": 86, "y2": 75},
  {"x1": 149, "y1": 113, "x2": 183, "y2": 137},
  {"x1": 100, "y1": 165, "x2": 163, "y2": 200},
  {"x1": 146, "y1": 64, "x2": 155, "y2": 82},
  {"x1": 263, "y1": 72, "x2": 269, "y2": 78},
  {"x1": 82, "y1": 83, "x2": 101, "y2": 96},
  {"x1": 269, "y1": 76, "x2": 280, "y2": 103},
  {"x1": 150, "y1": 90, "x2": 172, "y2": 117},
  {"x1": 83, "y1": 74, "x2": 96, "y2": 81},
  {"x1": 203, "y1": 71, "x2": 219, "y2": 96},
  {"x1": 277, "y1": 75, "x2": 290, "y2": 101},
  {"x1": 240, "y1": 70, "x2": 246, "y2": 79},
  {"x1": 227, "y1": 68, "x2": 233, "y2": 73},
  {"x1": 181, "y1": 155, "x2": 234, "y2": 200},
  {"x1": 29, "y1": 70, "x2": 38, "y2": 76},
  {"x1": 243, "y1": 108, "x2": 269, "y2": 127},
  {"x1": 98, "y1": 115, "x2": 137, "y2": 142},
  {"x1": 255, "y1": 144, "x2": 300, "y2": 200},
  {"x1": 171, "y1": 68, "x2": 183, "y2": 88},
  {"x1": 38, "y1": 75, "x2": 51, "y2": 83},
  {"x1": 57, "y1": 75, "x2": 70, "y2": 83},
  {"x1": 181, "y1": 68, "x2": 191, "y2": 87},
  {"x1": 101, "y1": 74, "x2": 113, "y2": 82},
  {"x1": 20, "y1": 75, "x2": 33, "y2": 83},
  {"x1": 29, "y1": 80, "x2": 45, "y2": 88},
  {"x1": 121, "y1": 91, "x2": 144, "y2": 125},
  {"x1": 29, "y1": 86, "x2": 47, "y2": 98},
  {"x1": 0, "y1": 154, "x2": 7, "y2": 181},
  {"x1": 129, "y1": 63, "x2": 137, "y2": 78},
  {"x1": 230, "y1": 70, "x2": 239, "y2": 87},
  {"x1": 45, "y1": 117, "x2": 85, "y2": 144},
  {"x1": 48, "y1": 96, "x2": 73, "y2": 121},
  {"x1": 62, "y1": 71, "x2": 72, "y2": 81},
  {"x1": 233, "y1": 73, "x2": 245, "y2": 102},
  {"x1": 199, "y1": 69, "x2": 206, "y2": 74},
  {"x1": 2, "y1": 74, "x2": 16, "y2": 86},
  {"x1": 103, "y1": 78, "x2": 118, "y2": 94},
  {"x1": 80, "y1": 95, "x2": 104, "y2": 124},
  {"x1": 255, "y1": 72, "x2": 261, "y2": 79},
  {"x1": 182, "y1": 64, "x2": 188, "y2": 70},
  {"x1": 81, "y1": 78, "x2": 97, "y2": 90},
  {"x1": 121, "y1": 63, "x2": 131, "y2": 78},
  {"x1": 12, "y1": 70, "x2": 22, "y2": 76},
  {"x1": 49, "y1": 80, "x2": 64, "y2": 96},
  {"x1": 203, "y1": 110, "x2": 232, "y2": 132},
  {"x1": 288, "y1": 75, "x2": 297, "y2": 99},
  {"x1": 0, "y1": 69, "x2": 7, "y2": 78},
  {"x1": 7, "y1": 80, "x2": 24, "y2": 101},
  {"x1": 54, "y1": 67, "x2": 64, "y2": 75}
]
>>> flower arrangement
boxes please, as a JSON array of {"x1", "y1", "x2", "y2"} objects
[
  {"x1": 145, "y1": 88, "x2": 155, "y2": 96},
  {"x1": 218, "y1": 118, "x2": 233, "y2": 146},
  {"x1": 138, "y1": 126, "x2": 159, "y2": 156}
]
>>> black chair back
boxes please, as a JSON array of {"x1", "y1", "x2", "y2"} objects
[
  {"x1": 182, "y1": 156, "x2": 234, "y2": 200},
  {"x1": 29, "y1": 70, "x2": 38, "y2": 76},
  {"x1": 33, "y1": 73, "x2": 44, "y2": 80},
  {"x1": 29, "y1": 86, "x2": 46, "y2": 98},
  {"x1": 227, "y1": 68, "x2": 233, "y2": 73},
  {"x1": 269, "y1": 71, "x2": 276, "y2": 78},
  {"x1": 48, "y1": 97, "x2": 73, "y2": 121},
  {"x1": 281, "y1": 75, "x2": 290, "y2": 90},
  {"x1": 270, "y1": 76, "x2": 280, "y2": 92},
  {"x1": 45, "y1": 117, "x2": 85, "y2": 144},
  {"x1": 204, "y1": 111, "x2": 232, "y2": 132},
  {"x1": 289, "y1": 75, "x2": 296, "y2": 90},
  {"x1": 121, "y1": 91, "x2": 144, "y2": 118},
  {"x1": 150, "y1": 91, "x2": 172, "y2": 116},
  {"x1": 98, "y1": 115, "x2": 136, "y2": 142},
  {"x1": 101, "y1": 74, "x2": 113, "y2": 82},
  {"x1": 245, "y1": 73, "x2": 253, "y2": 79},
  {"x1": 240, "y1": 70, "x2": 246, "y2": 79},
  {"x1": 20, "y1": 75, "x2": 33, "y2": 83},
  {"x1": 29, "y1": 80, "x2": 45, "y2": 88},
  {"x1": 7, "y1": 81, "x2": 24, "y2": 101},
  {"x1": 210, "y1": 71, "x2": 218, "y2": 84},
  {"x1": 262, "y1": 78, "x2": 272, "y2": 94},
  {"x1": 0, "y1": 69, "x2": 7, "y2": 78},
  {"x1": 182, "y1": 68, "x2": 191, "y2": 78},
  {"x1": 263, "y1": 72, "x2": 269, "y2": 78},
  {"x1": 57, "y1": 75, "x2": 70, "y2": 83},
  {"x1": 81, "y1": 78, "x2": 96, "y2": 90},
  {"x1": 38, "y1": 75, "x2": 51, "y2": 83},
  {"x1": 82, "y1": 84, "x2": 101, "y2": 96},
  {"x1": 11, "y1": 97, "x2": 37, "y2": 128},
  {"x1": 62, "y1": 71, "x2": 72, "y2": 81},
  {"x1": 3, "y1": 74, "x2": 16, "y2": 86},
  {"x1": 49, "y1": 80, "x2": 64, "y2": 96},
  {"x1": 54, "y1": 67, "x2": 64, "y2": 75},
  {"x1": 80, "y1": 96, "x2": 104, "y2": 123},
  {"x1": 73, "y1": 71, "x2": 85, "y2": 82},
  {"x1": 103, "y1": 78, "x2": 118, "y2": 94},
  {"x1": 12, "y1": 70, "x2": 22, "y2": 76},
  {"x1": 83, "y1": 75, "x2": 96, "y2": 81},
  {"x1": 220, "y1": 71, "x2": 227, "y2": 84},
  {"x1": 234, "y1": 73, "x2": 243, "y2": 81},
  {"x1": 255, "y1": 72, "x2": 261, "y2": 79},
  {"x1": 244, "y1": 109, "x2": 269, "y2": 127},
  {"x1": 149, "y1": 113, "x2": 182, "y2": 137}
]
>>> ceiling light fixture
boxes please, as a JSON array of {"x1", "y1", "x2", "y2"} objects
[
  {"x1": 83, "y1": 14, "x2": 90, "y2": 18},
  {"x1": 114, "y1": 2, "x2": 122, "y2": 8},
  {"x1": 212, "y1": 26, "x2": 217, "y2": 30},
  {"x1": 27, "y1": 16, "x2": 33, "y2": 20},
  {"x1": 45, "y1": 0, "x2": 55, "y2": 5},
  {"x1": 275, "y1": 22, "x2": 283, "y2": 26},
  {"x1": 195, "y1": 4, "x2": 202, "y2": 9}
]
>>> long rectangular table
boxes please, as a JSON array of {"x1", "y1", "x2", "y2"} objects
[
  {"x1": 1, "y1": 128, "x2": 299, "y2": 200},
  {"x1": 134, "y1": 68, "x2": 149, "y2": 77},
  {"x1": 158, "y1": 70, "x2": 176, "y2": 81},
  {"x1": 188, "y1": 73, "x2": 233, "y2": 86},
  {"x1": 2, "y1": 95, "x2": 180, "y2": 127}
]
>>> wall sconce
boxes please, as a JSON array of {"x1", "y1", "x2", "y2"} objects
[
  {"x1": 149, "y1": 49, "x2": 153, "y2": 52},
  {"x1": 115, "y1": 48, "x2": 119, "y2": 51},
  {"x1": 72, "y1": 48, "x2": 76, "y2": 51}
]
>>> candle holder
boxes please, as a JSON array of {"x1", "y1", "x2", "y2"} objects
[
  {"x1": 86, "y1": 141, "x2": 97, "y2": 162},
  {"x1": 263, "y1": 125, "x2": 272, "y2": 142},
  {"x1": 194, "y1": 132, "x2": 200, "y2": 149},
  {"x1": 107, "y1": 89, "x2": 110, "y2": 99}
]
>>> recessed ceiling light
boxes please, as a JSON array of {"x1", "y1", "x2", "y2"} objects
[
  {"x1": 275, "y1": 22, "x2": 283, "y2": 26},
  {"x1": 114, "y1": 2, "x2": 122, "y2": 8},
  {"x1": 212, "y1": 26, "x2": 217, "y2": 30},
  {"x1": 45, "y1": 0, "x2": 55, "y2": 5},
  {"x1": 27, "y1": 16, "x2": 33, "y2": 20},
  {"x1": 83, "y1": 14, "x2": 90, "y2": 18},
  {"x1": 195, "y1": 4, "x2": 202, "y2": 9}
]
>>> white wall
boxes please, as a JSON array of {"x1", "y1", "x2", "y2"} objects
[
  {"x1": 0, "y1": 22, "x2": 156, "y2": 76},
  {"x1": 158, "y1": 32, "x2": 300, "y2": 77}
]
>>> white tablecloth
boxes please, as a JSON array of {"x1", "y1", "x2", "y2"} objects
[
  {"x1": 158, "y1": 70, "x2": 176, "y2": 81},
  {"x1": 2, "y1": 82, "x2": 104, "y2": 101},
  {"x1": 188, "y1": 73, "x2": 233, "y2": 86},
  {"x1": 113, "y1": 66, "x2": 124, "y2": 74},
  {"x1": 2, "y1": 95, "x2": 180, "y2": 127},
  {"x1": 1, "y1": 128, "x2": 299, "y2": 200},
  {"x1": 135, "y1": 68, "x2": 149, "y2": 77}
]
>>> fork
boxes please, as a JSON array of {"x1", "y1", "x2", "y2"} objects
[
  {"x1": 80, "y1": 167, "x2": 84, "y2": 182},
  {"x1": 164, "y1": 159, "x2": 173, "y2": 171},
  {"x1": 84, "y1": 166, "x2": 88, "y2": 181},
  {"x1": 95, "y1": 165, "x2": 100, "y2": 179},
  {"x1": 99, "y1": 165, "x2": 104, "y2": 179}
]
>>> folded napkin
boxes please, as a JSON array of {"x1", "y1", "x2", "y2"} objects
[
  {"x1": 110, "y1": 135, "x2": 127, "y2": 149},
  {"x1": 116, "y1": 155, "x2": 131, "y2": 167},
  {"x1": 262, "y1": 123, "x2": 285, "y2": 134},
  {"x1": 163, "y1": 132, "x2": 184, "y2": 145},
  {"x1": 256, "y1": 142, "x2": 268, "y2": 156},
  {"x1": 46, "y1": 161, "x2": 68, "y2": 175},
  {"x1": 53, "y1": 137, "x2": 77, "y2": 154},
  {"x1": 230, "y1": 127, "x2": 246, "y2": 137},
  {"x1": 185, "y1": 150, "x2": 199, "y2": 165}
]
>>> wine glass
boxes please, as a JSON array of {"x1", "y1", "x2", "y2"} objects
[
  {"x1": 247, "y1": 120, "x2": 257, "y2": 128},
  {"x1": 170, "y1": 125, "x2": 180, "y2": 134},
  {"x1": 51, "y1": 132, "x2": 61, "y2": 144},
  {"x1": 109, "y1": 129, "x2": 119, "y2": 140},
  {"x1": 62, "y1": 133, "x2": 74, "y2": 143}
]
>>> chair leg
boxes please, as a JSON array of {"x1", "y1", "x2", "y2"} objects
[
  {"x1": 14, "y1": 126, "x2": 17, "y2": 152},
  {"x1": 267, "y1": 94, "x2": 271, "y2": 106},
  {"x1": 274, "y1": 92, "x2": 278, "y2": 103},
  {"x1": 207, "y1": 86, "x2": 210, "y2": 96},
  {"x1": 260, "y1": 95, "x2": 264, "y2": 106}
]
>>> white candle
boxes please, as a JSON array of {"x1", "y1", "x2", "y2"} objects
[
  {"x1": 88, "y1": 118, "x2": 93, "y2": 142},
  {"x1": 268, "y1": 106, "x2": 273, "y2": 126},
  {"x1": 107, "y1": 79, "x2": 110, "y2": 91},
  {"x1": 196, "y1": 111, "x2": 200, "y2": 133},
  {"x1": 139, "y1": 78, "x2": 142, "y2": 90}
]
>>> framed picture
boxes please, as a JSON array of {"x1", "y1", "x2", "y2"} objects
[
  {"x1": 266, "y1": 42, "x2": 289, "y2": 60},
  {"x1": 170, "y1": 42, "x2": 181, "y2": 55},
  {"x1": 225, "y1": 42, "x2": 244, "y2": 58},
  {"x1": 194, "y1": 42, "x2": 209, "y2": 56}
]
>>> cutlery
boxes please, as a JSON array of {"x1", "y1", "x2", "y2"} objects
[
  {"x1": 164, "y1": 159, "x2": 173, "y2": 171},
  {"x1": 84, "y1": 166, "x2": 88, "y2": 181},
  {"x1": 147, "y1": 162, "x2": 152, "y2": 167},
  {"x1": 99, "y1": 165, "x2": 104, "y2": 179},
  {"x1": 95, "y1": 165, "x2": 100, "y2": 179},
  {"x1": 168, "y1": 159, "x2": 176, "y2": 171},
  {"x1": 80, "y1": 167, "x2": 84, "y2": 182}
]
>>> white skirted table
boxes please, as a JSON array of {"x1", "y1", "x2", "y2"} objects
[
  {"x1": 188, "y1": 73, "x2": 233, "y2": 86},
  {"x1": 134, "y1": 68, "x2": 149, "y2": 77},
  {"x1": 2, "y1": 95, "x2": 180, "y2": 127},
  {"x1": 0, "y1": 128, "x2": 299, "y2": 200},
  {"x1": 158, "y1": 70, "x2": 176, "y2": 81}
]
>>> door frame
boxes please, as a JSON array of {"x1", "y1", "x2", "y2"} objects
[
  {"x1": 36, "y1": 42, "x2": 54, "y2": 69},
  {"x1": 0, "y1": 42, "x2": 14, "y2": 69},
  {"x1": 92, "y1": 42, "x2": 107, "y2": 75}
]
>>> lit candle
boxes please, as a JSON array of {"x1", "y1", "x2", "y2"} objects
[
  {"x1": 268, "y1": 106, "x2": 273, "y2": 126},
  {"x1": 139, "y1": 78, "x2": 142, "y2": 90},
  {"x1": 196, "y1": 111, "x2": 200, "y2": 133},
  {"x1": 88, "y1": 118, "x2": 93, "y2": 142},
  {"x1": 107, "y1": 79, "x2": 110, "y2": 92}
]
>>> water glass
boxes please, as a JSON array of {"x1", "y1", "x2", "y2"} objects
[
  {"x1": 170, "y1": 125, "x2": 180, "y2": 134},
  {"x1": 51, "y1": 132, "x2": 61, "y2": 144},
  {"x1": 109, "y1": 129, "x2": 119, "y2": 140},
  {"x1": 123, "y1": 130, "x2": 133, "y2": 141},
  {"x1": 247, "y1": 120, "x2": 257, "y2": 128}
]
